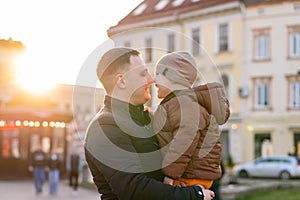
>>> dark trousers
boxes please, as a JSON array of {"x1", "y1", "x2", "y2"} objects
[
  {"x1": 69, "y1": 171, "x2": 79, "y2": 190},
  {"x1": 210, "y1": 180, "x2": 221, "y2": 200}
]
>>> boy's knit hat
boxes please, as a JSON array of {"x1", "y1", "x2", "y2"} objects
[{"x1": 156, "y1": 51, "x2": 197, "y2": 87}]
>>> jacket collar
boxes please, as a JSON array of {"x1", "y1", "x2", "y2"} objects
[{"x1": 104, "y1": 95, "x2": 151, "y2": 126}]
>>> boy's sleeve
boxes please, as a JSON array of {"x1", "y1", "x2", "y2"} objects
[{"x1": 162, "y1": 96, "x2": 210, "y2": 179}]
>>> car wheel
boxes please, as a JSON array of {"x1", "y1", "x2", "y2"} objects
[
  {"x1": 279, "y1": 171, "x2": 291, "y2": 180},
  {"x1": 239, "y1": 170, "x2": 248, "y2": 178}
]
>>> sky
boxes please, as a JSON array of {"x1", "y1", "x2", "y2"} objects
[{"x1": 0, "y1": 0, "x2": 143, "y2": 91}]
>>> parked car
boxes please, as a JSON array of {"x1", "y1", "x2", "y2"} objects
[{"x1": 233, "y1": 155, "x2": 300, "y2": 180}]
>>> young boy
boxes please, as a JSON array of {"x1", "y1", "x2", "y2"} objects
[{"x1": 153, "y1": 51, "x2": 230, "y2": 189}]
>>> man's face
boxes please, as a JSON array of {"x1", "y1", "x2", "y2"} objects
[
  {"x1": 123, "y1": 55, "x2": 154, "y2": 105},
  {"x1": 155, "y1": 72, "x2": 172, "y2": 99}
]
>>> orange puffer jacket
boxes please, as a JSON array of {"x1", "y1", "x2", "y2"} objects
[{"x1": 154, "y1": 82, "x2": 230, "y2": 180}]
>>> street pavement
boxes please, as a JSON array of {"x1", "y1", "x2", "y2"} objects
[
  {"x1": 0, "y1": 179, "x2": 99, "y2": 200},
  {"x1": 221, "y1": 175, "x2": 300, "y2": 200},
  {"x1": 1, "y1": 177, "x2": 300, "y2": 200}
]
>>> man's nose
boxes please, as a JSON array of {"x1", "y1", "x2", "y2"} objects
[{"x1": 147, "y1": 73, "x2": 154, "y2": 84}]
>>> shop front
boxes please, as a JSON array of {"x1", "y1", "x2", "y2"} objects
[{"x1": 0, "y1": 109, "x2": 73, "y2": 179}]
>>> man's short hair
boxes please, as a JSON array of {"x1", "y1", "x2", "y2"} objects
[{"x1": 96, "y1": 47, "x2": 140, "y2": 91}]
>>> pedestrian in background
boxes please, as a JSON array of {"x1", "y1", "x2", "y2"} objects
[
  {"x1": 28, "y1": 143, "x2": 48, "y2": 195},
  {"x1": 66, "y1": 150, "x2": 82, "y2": 195},
  {"x1": 48, "y1": 150, "x2": 61, "y2": 196}
]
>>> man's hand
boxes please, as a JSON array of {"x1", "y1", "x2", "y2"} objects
[
  {"x1": 163, "y1": 176, "x2": 174, "y2": 185},
  {"x1": 202, "y1": 188, "x2": 215, "y2": 200},
  {"x1": 196, "y1": 184, "x2": 214, "y2": 200}
]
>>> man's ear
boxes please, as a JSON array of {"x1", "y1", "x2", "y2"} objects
[{"x1": 114, "y1": 74, "x2": 126, "y2": 89}]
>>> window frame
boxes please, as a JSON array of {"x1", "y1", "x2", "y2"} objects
[
  {"x1": 252, "y1": 76, "x2": 272, "y2": 110},
  {"x1": 287, "y1": 25, "x2": 300, "y2": 59},
  {"x1": 145, "y1": 38, "x2": 153, "y2": 63},
  {"x1": 219, "y1": 23, "x2": 229, "y2": 52},
  {"x1": 252, "y1": 28, "x2": 271, "y2": 61},
  {"x1": 191, "y1": 27, "x2": 201, "y2": 56},
  {"x1": 286, "y1": 74, "x2": 300, "y2": 110},
  {"x1": 167, "y1": 33, "x2": 175, "y2": 53}
]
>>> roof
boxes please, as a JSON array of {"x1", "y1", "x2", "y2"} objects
[
  {"x1": 0, "y1": 38, "x2": 25, "y2": 50},
  {"x1": 108, "y1": 0, "x2": 238, "y2": 36},
  {"x1": 243, "y1": 0, "x2": 298, "y2": 6}
]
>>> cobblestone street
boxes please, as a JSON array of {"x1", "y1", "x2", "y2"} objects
[{"x1": 0, "y1": 179, "x2": 99, "y2": 200}]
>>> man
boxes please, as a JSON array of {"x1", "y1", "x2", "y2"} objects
[
  {"x1": 84, "y1": 47, "x2": 214, "y2": 200},
  {"x1": 28, "y1": 143, "x2": 48, "y2": 195},
  {"x1": 66, "y1": 149, "x2": 83, "y2": 194},
  {"x1": 48, "y1": 150, "x2": 61, "y2": 195}
]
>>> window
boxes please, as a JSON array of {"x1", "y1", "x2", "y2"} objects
[
  {"x1": 253, "y1": 28, "x2": 271, "y2": 61},
  {"x1": 287, "y1": 75, "x2": 300, "y2": 109},
  {"x1": 1, "y1": 130, "x2": 20, "y2": 159},
  {"x1": 288, "y1": 26, "x2": 300, "y2": 59},
  {"x1": 219, "y1": 24, "x2": 229, "y2": 52},
  {"x1": 191, "y1": 28, "x2": 201, "y2": 56},
  {"x1": 294, "y1": 3, "x2": 300, "y2": 11},
  {"x1": 155, "y1": 0, "x2": 169, "y2": 11},
  {"x1": 290, "y1": 82, "x2": 300, "y2": 108},
  {"x1": 257, "y1": 83, "x2": 269, "y2": 108},
  {"x1": 215, "y1": 23, "x2": 230, "y2": 53},
  {"x1": 145, "y1": 38, "x2": 153, "y2": 63},
  {"x1": 167, "y1": 34, "x2": 175, "y2": 53},
  {"x1": 252, "y1": 77, "x2": 272, "y2": 110},
  {"x1": 221, "y1": 73, "x2": 230, "y2": 98},
  {"x1": 256, "y1": 36, "x2": 269, "y2": 59},
  {"x1": 172, "y1": 0, "x2": 185, "y2": 7},
  {"x1": 258, "y1": 8, "x2": 265, "y2": 15},
  {"x1": 133, "y1": 3, "x2": 147, "y2": 16}
]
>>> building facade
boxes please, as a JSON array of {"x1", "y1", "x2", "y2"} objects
[{"x1": 241, "y1": 0, "x2": 300, "y2": 162}]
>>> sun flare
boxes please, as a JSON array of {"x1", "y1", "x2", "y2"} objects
[{"x1": 14, "y1": 52, "x2": 56, "y2": 93}]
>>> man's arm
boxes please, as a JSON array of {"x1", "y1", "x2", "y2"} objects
[
  {"x1": 85, "y1": 148, "x2": 206, "y2": 200},
  {"x1": 84, "y1": 122, "x2": 209, "y2": 200}
]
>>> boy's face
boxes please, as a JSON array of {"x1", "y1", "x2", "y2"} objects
[{"x1": 155, "y1": 73, "x2": 173, "y2": 99}]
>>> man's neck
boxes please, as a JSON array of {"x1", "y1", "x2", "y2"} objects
[{"x1": 106, "y1": 95, "x2": 143, "y2": 107}]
